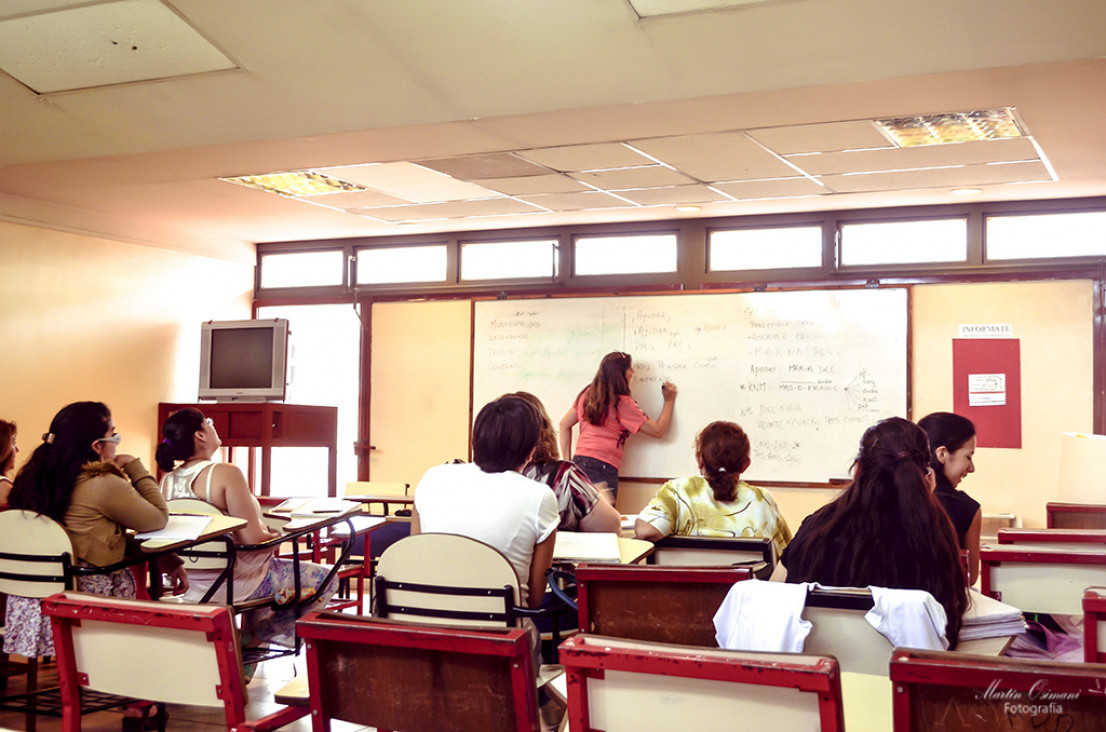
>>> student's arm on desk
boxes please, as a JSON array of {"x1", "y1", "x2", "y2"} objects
[{"x1": 634, "y1": 518, "x2": 665, "y2": 542}]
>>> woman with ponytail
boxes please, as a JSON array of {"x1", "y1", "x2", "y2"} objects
[
  {"x1": 157, "y1": 407, "x2": 335, "y2": 656},
  {"x1": 4, "y1": 402, "x2": 177, "y2": 657},
  {"x1": 780, "y1": 417, "x2": 969, "y2": 647},
  {"x1": 635, "y1": 421, "x2": 791, "y2": 557}
]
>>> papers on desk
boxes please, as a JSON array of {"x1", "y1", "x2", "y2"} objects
[
  {"x1": 960, "y1": 589, "x2": 1028, "y2": 640},
  {"x1": 135, "y1": 515, "x2": 212, "y2": 541},
  {"x1": 271, "y1": 498, "x2": 360, "y2": 517},
  {"x1": 554, "y1": 531, "x2": 621, "y2": 563},
  {"x1": 620, "y1": 514, "x2": 639, "y2": 531}
]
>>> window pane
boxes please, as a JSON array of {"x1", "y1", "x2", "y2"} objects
[
  {"x1": 255, "y1": 304, "x2": 360, "y2": 496},
  {"x1": 839, "y1": 218, "x2": 967, "y2": 266},
  {"x1": 460, "y1": 239, "x2": 557, "y2": 281},
  {"x1": 259, "y1": 250, "x2": 344, "y2": 288},
  {"x1": 575, "y1": 234, "x2": 677, "y2": 275},
  {"x1": 709, "y1": 226, "x2": 822, "y2": 271},
  {"x1": 356, "y1": 245, "x2": 447, "y2": 284},
  {"x1": 986, "y1": 211, "x2": 1106, "y2": 260}
]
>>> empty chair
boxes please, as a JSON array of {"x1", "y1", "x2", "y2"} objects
[
  {"x1": 575, "y1": 564, "x2": 753, "y2": 646},
  {"x1": 560, "y1": 634, "x2": 844, "y2": 732},
  {"x1": 297, "y1": 611, "x2": 538, "y2": 732},
  {"x1": 980, "y1": 545, "x2": 1106, "y2": 615},
  {"x1": 41, "y1": 591, "x2": 308, "y2": 732},
  {"x1": 891, "y1": 648, "x2": 1106, "y2": 731}
]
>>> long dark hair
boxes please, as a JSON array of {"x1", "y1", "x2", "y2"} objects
[
  {"x1": 917, "y1": 412, "x2": 976, "y2": 490},
  {"x1": 695, "y1": 421, "x2": 750, "y2": 503},
  {"x1": 784, "y1": 417, "x2": 969, "y2": 646},
  {"x1": 9, "y1": 402, "x2": 112, "y2": 522},
  {"x1": 0, "y1": 419, "x2": 16, "y2": 475},
  {"x1": 580, "y1": 351, "x2": 632, "y2": 426},
  {"x1": 155, "y1": 407, "x2": 205, "y2": 472}
]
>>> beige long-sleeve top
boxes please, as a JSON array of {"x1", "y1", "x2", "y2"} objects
[{"x1": 63, "y1": 459, "x2": 168, "y2": 567}]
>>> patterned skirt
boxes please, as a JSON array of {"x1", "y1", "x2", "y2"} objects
[{"x1": 2, "y1": 565, "x2": 136, "y2": 658}]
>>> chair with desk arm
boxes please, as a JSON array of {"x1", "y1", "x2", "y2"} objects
[
  {"x1": 372, "y1": 532, "x2": 577, "y2": 666},
  {"x1": 164, "y1": 498, "x2": 355, "y2": 664},
  {"x1": 890, "y1": 648, "x2": 1106, "y2": 732},
  {"x1": 644, "y1": 535, "x2": 775, "y2": 579},
  {"x1": 0, "y1": 510, "x2": 170, "y2": 730},
  {"x1": 41, "y1": 591, "x2": 308, "y2": 732},
  {"x1": 297, "y1": 611, "x2": 539, "y2": 732},
  {"x1": 559, "y1": 634, "x2": 845, "y2": 732},
  {"x1": 574, "y1": 564, "x2": 756, "y2": 647}
]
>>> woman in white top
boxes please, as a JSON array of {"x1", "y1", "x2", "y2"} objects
[{"x1": 156, "y1": 407, "x2": 335, "y2": 653}]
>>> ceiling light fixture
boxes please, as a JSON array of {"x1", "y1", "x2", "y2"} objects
[
  {"x1": 877, "y1": 108, "x2": 1024, "y2": 148},
  {"x1": 221, "y1": 171, "x2": 366, "y2": 197},
  {"x1": 675, "y1": 205, "x2": 701, "y2": 213}
]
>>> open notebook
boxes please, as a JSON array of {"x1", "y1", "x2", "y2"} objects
[
  {"x1": 554, "y1": 531, "x2": 621, "y2": 563},
  {"x1": 135, "y1": 514, "x2": 212, "y2": 542}
]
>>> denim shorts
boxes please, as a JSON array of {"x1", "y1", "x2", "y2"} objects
[{"x1": 573, "y1": 455, "x2": 620, "y2": 493}]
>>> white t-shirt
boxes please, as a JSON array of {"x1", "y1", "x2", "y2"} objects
[{"x1": 414, "y1": 462, "x2": 559, "y2": 604}]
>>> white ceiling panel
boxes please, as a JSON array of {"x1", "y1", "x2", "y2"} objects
[
  {"x1": 631, "y1": 132, "x2": 799, "y2": 182},
  {"x1": 712, "y1": 177, "x2": 827, "y2": 200},
  {"x1": 517, "y1": 144, "x2": 655, "y2": 172},
  {"x1": 317, "y1": 162, "x2": 500, "y2": 203},
  {"x1": 515, "y1": 191, "x2": 637, "y2": 211},
  {"x1": 820, "y1": 160, "x2": 1053, "y2": 193},
  {"x1": 789, "y1": 137, "x2": 1042, "y2": 176},
  {"x1": 614, "y1": 185, "x2": 730, "y2": 205},
  {"x1": 570, "y1": 166, "x2": 696, "y2": 190},
  {"x1": 747, "y1": 120, "x2": 895, "y2": 155}
]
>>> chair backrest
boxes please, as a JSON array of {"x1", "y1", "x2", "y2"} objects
[
  {"x1": 576, "y1": 564, "x2": 752, "y2": 646},
  {"x1": 560, "y1": 634, "x2": 844, "y2": 732},
  {"x1": 646, "y1": 535, "x2": 775, "y2": 577},
  {"x1": 166, "y1": 498, "x2": 234, "y2": 573},
  {"x1": 890, "y1": 648, "x2": 1106, "y2": 731},
  {"x1": 42, "y1": 592, "x2": 247, "y2": 725},
  {"x1": 0, "y1": 510, "x2": 76, "y2": 597},
  {"x1": 980, "y1": 545, "x2": 1106, "y2": 615},
  {"x1": 1083, "y1": 587, "x2": 1106, "y2": 662},
  {"x1": 374, "y1": 533, "x2": 522, "y2": 627},
  {"x1": 297, "y1": 611, "x2": 537, "y2": 732},
  {"x1": 1046, "y1": 501, "x2": 1106, "y2": 530},
  {"x1": 997, "y1": 527, "x2": 1106, "y2": 552},
  {"x1": 800, "y1": 588, "x2": 894, "y2": 677}
]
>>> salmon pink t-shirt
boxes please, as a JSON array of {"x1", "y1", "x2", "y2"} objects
[{"x1": 573, "y1": 393, "x2": 648, "y2": 469}]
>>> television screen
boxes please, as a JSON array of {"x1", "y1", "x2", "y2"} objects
[{"x1": 199, "y1": 319, "x2": 289, "y2": 402}]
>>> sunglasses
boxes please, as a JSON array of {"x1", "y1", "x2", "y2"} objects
[{"x1": 96, "y1": 433, "x2": 122, "y2": 445}]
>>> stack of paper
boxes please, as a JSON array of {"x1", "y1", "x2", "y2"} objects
[
  {"x1": 554, "y1": 532, "x2": 621, "y2": 563},
  {"x1": 136, "y1": 515, "x2": 212, "y2": 542},
  {"x1": 272, "y1": 498, "x2": 360, "y2": 517},
  {"x1": 960, "y1": 589, "x2": 1028, "y2": 640}
]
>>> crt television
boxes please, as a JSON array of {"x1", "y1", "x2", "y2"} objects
[{"x1": 198, "y1": 319, "x2": 289, "y2": 402}]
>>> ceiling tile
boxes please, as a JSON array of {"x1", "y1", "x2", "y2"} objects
[
  {"x1": 788, "y1": 137, "x2": 1041, "y2": 176},
  {"x1": 358, "y1": 198, "x2": 544, "y2": 222},
  {"x1": 316, "y1": 162, "x2": 499, "y2": 203},
  {"x1": 712, "y1": 177, "x2": 827, "y2": 200},
  {"x1": 299, "y1": 189, "x2": 412, "y2": 208},
  {"x1": 474, "y1": 174, "x2": 591, "y2": 195},
  {"x1": 416, "y1": 153, "x2": 552, "y2": 180},
  {"x1": 614, "y1": 185, "x2": 729, "y2": 205},
  {"x1": 515, "y1": 191, "x2": 637, "y2": 211},
  {"x1": 0, "y1": 0, "x2": 235, "y2": 93},
  {"x1": 516, "y1": 143, "x2": 654, "y2": 172},
  {"x1": 819, "y1": 160, "x2": 1053, "y2": 193},
  {"x1": 570, "y1": 166, "x2": 695, "y2": 190},
  {"x1": 747, "y1": 121, "x2": 894, "y2": 155},
  {"x1": 630, "y1": 131, "x2": 797, "y2": 182}
]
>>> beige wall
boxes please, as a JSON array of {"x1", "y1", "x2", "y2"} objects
[
  {"x1": 369, "y1": 281, "x2": 1095, "y2": 533},
  {"x1": 0, "y1": 221, "x2": 253, "y2": 471}
]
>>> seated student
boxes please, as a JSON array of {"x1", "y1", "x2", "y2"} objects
[
  {"x1": 412, "y1": 395, "x2": 559, "y2": 609},
  {"x1": 918, "y1": 412, "x2": 981, "y2": 585},
  {"x1": 780, "y1": 417, "x2": 970, "y2": 647},
  {"x1": 156, "y1": 407, "x2": 336, "y2": 654},
  {"x1": 635, "y1": 421, "x2": 792, "y2": 557},
  {"x1": 0, "y1": 418, "x2": 15, "y2": 509},
  {"x1": 508, "y1": 391, "x2": 621, "y2": 534},
  {"x1": 4, "y1": 403, "x2": 178, "y2": 655}
]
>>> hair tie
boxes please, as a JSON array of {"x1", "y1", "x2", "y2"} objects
[
  {"x1": 716, "y1": 466, "x2": 727, "y2": 473},
  {"x1": 42, "y1": 432, "x2": 55, "y2": 444},
  {"x1": 161, "y1": 438, "x2": 172, "y2": 446}
]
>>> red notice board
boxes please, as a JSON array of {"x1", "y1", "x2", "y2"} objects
[{"x1": 952, "y1": 338, "x2": 1021, "y2": 448}]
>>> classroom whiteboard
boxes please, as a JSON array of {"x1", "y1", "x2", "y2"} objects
[{"x1": 472, "y1": 289, "x2": 908, "y2": 483}]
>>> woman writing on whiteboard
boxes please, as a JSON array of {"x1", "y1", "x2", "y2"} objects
[
  {"x1": 634, "y1": 420, "x2": 792, "y2": 557},
  {"x1": 918, "y1": 412, "x2": 981, "y2": 586},
  {"x1": 559, "y1": 351, "x2": 677, "y2": 502}
]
